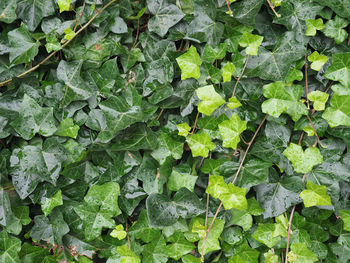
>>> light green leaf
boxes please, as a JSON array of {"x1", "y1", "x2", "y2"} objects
[
  {"x1": 322, "y1": 85, "x2": 350, "y2": 127},
  {"x1": 218, "y1": 113, "x2": 247, "y2": 149},
  {"x1": 238, "y1": 33, "x2": 263, "y2": 56},
  {"x1": 10, "y1": 95, "x2": 56, "y2": 140},
  {"x1": 283, "y1": 143, "x2": 323, "y2": 173},
  {"x1": 305, "y1": 18, "x2": 325, "y2": 36},
  {"x1": 45, "y1": 34, "x2": 61, "y2": 53},
  {"x1": 264, "y1": 249, "x2": 278, "y2": 263},
  {"x1": 63, "y1": 27, "x2": 76, "y2": 41},
  {"x1": 0, "y1": 230, "x2": 21, "y2": 263},
  {"x1": 176, "y1": 46, "x2": 202, "y2": 80},
  {"x1": 227, "y1": 97, "x2": 242, "y2": 110},
  {"x1": 186, "y1": 133, "x2": 216, "y2": 158},
  {"x1": 110, "y1": 224, "x2": 127, "y2": 240},
  {"x1": 308, "y1": 91, "x2": 329, "y2": 111},
  {"x1": 202, "y1": 43, "x2": 227, "y2": 63},
  {"x1": 196, "y1": 85, "x2": 225, "y2": 116},
  {"x1": 197, "y1": 218, "x2": 225, "y2": 255},
  {"x1": 166, "y1": 232, "x2": 195, "y2": 260},
  {"x1": 222, "y1": 62, "x2": 235, "y2": 82},
  {"x1": 168, "y1": 164, "x2": 198, "y2": 192},
  {"x1": 252, "y1": 223, "x2": 281, "y2": 248},
  {"x1": 271, "y1": 0, "x2": 282, "y2": 7},
  {"x1": 324, "y1": 52, "x2": 350, "y2": 87},
  {"x1": 206, "y1": 175, "x2": 247, "y2": 210},
  {"x1": 107, "y1": 245, "x2": 141, "y2": 263},
  {"x1": 287, "y1": 243, "x2": 318, "y2": 263},
  {"x1": 8, "y1": 24, "x2": 39, "y2": 65},
  {"x1": 322, "y1": 15, "x2": 349, "y2": 44},
  {"x1": 0, "y1": 0, "x2": 17, "y2": 23},
  {"x1": 307, "y1": 51, "x2": 328, "y2": 71},
  {"x1": 41, "y1": 190, "x2": 63, "y2": 216},
  {"x1": 262, "y1": 81, "x2": 308, "y2": 121},
  {"x1": 177, "y1": 123, "x2": 191, "y2": 137},
  {"x1": 55, "y1": 118, "x2": 79, "y2": 138},
  {"x1": 57, "y1": 0, "x2": 72, "y2": 13},
  {"x1": 228, "y1": 242, "x2": 259, "y2": 263},
  {"x1": 299, "y1": 181, "x2": 332, "y2": 208},
  {"x1": 340, "y1": 210, "x2": 350, "y2": 231}
]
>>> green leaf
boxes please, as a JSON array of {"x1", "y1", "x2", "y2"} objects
[
  {"x1": 252, "y1": 223, "x2": 281, "y2": 248},
  {"x1": 340, "y1": 210, "x2": 350, "y2": 231},
  {"x1": 110, "y1": 17, "x2": 127, "y2": 34},
  {"x1": 307, "y1": 51, "x2": 328, "y2": 71},
  {"x1": 299, "y1": 181, "x2": 332, "y2": 207},
  {"x1": 45, "y1": 34, "x2": 61, "y2": 53},
  {"x1": 196, "y1": 85, "x2": 225, "y2": 116},
  {"x1": 308, "y1": 91, "x2": 329, "y2": 111},
  {"x1": 177, "y1": 123, "x2": 191, "y2": 137},
  {"x1": 287, "y1": 243, "x2": 318, "y2": 263},
  {"x1": 238, "y1": 33, "x2": 263, "y2": 56},
  {"x1": 228, "y1": 242, "x2": 259, "y2": 263},
  {"x1": 324, "y1": 52, "x2": 350, "y2": 87},
  {"x1": 0, "y1": 189, "x2": 21, "y2": 235},
  {"x1": 262, "y1": 81, "x2": 308, "y2": 121},
  {"x1": 264, "y1": 249, "x2": 278, "y2": 263},
  {"x1": 63, "y1": 27, "x2": 76, "y2": 41},
  {"x1": 218, "y1": 113, "x2": 247, "y2": 149},
  {"x1": 16, "y1": 0, "x2": 55, "y2": 31},
  {"x1": 166, "y1": 232, "x2": 195, "y2": 260},
  {"x1": 167, "y1": 164, "x2": 198, "y2": 192},
  {"x1": 176, "y1": 46, "x2": 202, "y2": 80},
  {"x1": 197, "y1": 218, "x2": 225, "y2": 255},
  {"x1": 41, "y1": 190, "x2": 63, "y2": 216},
  {"x1": 227, "y1": 97, "x2": 242, "y2": 110},
  {"x1": 129, "y1": 210, "x2": 161, "y2": 243},
  {"x1": 10, "y1": 95, "x2": 56, "y2": 140},
  {"x1": 322, "y1": 85, "x2": 350, "y2": 127},
  {"x1": 305, "y1": 18, "x2": 325, "y2": 36},
  {"x1": 8, "y1": 24, "x2": 39, "y2": 65},
  {"x1": 222, "y1": 62, "x2": 235, "y2": 82},
  {"x1": 151, "y1": 132, "x2": 184, "y2": 165},
  {"x1": 322, "y1": 15, "x2": 349, "y2": 44},
  {"x1": 142, "y1": 235, "x2": 168, "y2": 263},
  {"x1": 283, "y1": 143, "x2": 323, "y2": 173},
  {"x1": 110, "y1": 224, "x2": 127, "y2": 240},
  {"x1": 0, "y1": 0, "x2": 17, "y2": 24},
  {"x1": 186, "y1": 133, "x2": 216, "y2": 158},
  {"x1": 54, "y1": 118, "x2": 79, "y2": 138},
  {"x1": 107, "y1": 245, "x2": 141, "y2": 263},
  {"x1": 57, "y1": 0, "x2": 72, "y2": 12},
  {"x1": 206, "y1": 175, "x2": 248, "y2": 210},
  {"x1": 0, "y1": 230, "x2": 21, "y2": 263},
  {"x1": 202, "y1": 43, "x2": 227, "y2": 63}
]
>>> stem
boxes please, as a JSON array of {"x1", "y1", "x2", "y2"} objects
[
  {"x1": 190, "y1": 112, "x2": 200, "y2": 138},
  {"x1": 73, "y1": 1, "x2": 86, "y2": 32},
  {"x1": 232, "y1": 55, "x2": 250, "y2": 97},
  {"x1": 285, "y1": 206, "x2": 296, "y2": 262},
  {"x1": 305, "y1": 55, "x2": 310, "y2": 109},
  {"x1": 0, "y1": 0, "x2": 118, "y2": 88},
  {"x1": 306, "y1": 115, "x2": 323, "y2": 146},
  {"x1": 266, "y1": 0, "x2": 281, "y2": 18},
  {"x1": 298, "y1": 131, "x2": 304, "y2": 146},
  {"x1": 205, "y1": 193, "x2": 209, "y2": 227},
  {"x1": 156, "y1": 108, "x2": 164, "y2": 121},
  {"x1": 225, "y1": 0, "x2": 233, "y2": 16},
  {"x1": 132, "y1": 19, "x2": 140, "y2": 49},
  {"x1": 200, "y1": 114, "x2": 268, "y2": 259}
]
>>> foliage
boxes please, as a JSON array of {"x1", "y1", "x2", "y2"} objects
[{"x1": 0, "y1": 0, "x2": 349, "y2": 262}]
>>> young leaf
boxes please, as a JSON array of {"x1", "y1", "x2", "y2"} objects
[
  {"x1": 63, "y1": 27, "x2": 76, "y2": 41},
  {"x1": 287, "y1": 243, "x2": 318, "y2": 263},
  {"x1": 252, "y1": 223, "x2": 281, "y2": 248},
  {"x1": 324, "y1": 52, "x2": 350, "y2": 87},
  {"x1": 108, "y1": 245, "x2": 141, "y2": 263},
  {"x1": 307, "y1": 51, "x2": 328, "y2": 71},
  {"x1": 55, "y1": 118, "x2": 79, "y2": 138},
  {"x1": 41, "y1": 190, "x2": 63, "y2": 216},
  {"x1": 308, "y1": 91, "x2": 329, "y2": 111},
  {"x1": 218, "y1": 113, "x2": 247, "y2": 149},
  {"x1": 264, "y1": 249, "x2": 278, "y2": 263},
  {"x1": 322, "y1": 15, "x2": 349, "y2": 44},
  {"x1": 186, "y1": 133, "x2": 216, "y2": 157},
  {"x1": 222, "y1": 62, "x2": 235, "y2": 82},
  {"x1": 202, "y1": 43, "x2": 227, "y2": 63},
  {"x1": 177, "y1": 123, "x2": 191, "y2": 137},
  {"x1": 110, "y1": 224, "x2": 127, "y2": 240},
  {"x1": 57, "y1": 0, "x2": 72, "y2": 13},
  {"x1": 176, "y1": 46, "x2": 202, "y2": 80},
  {"x1": 196, "y1": 85, "x2": 225, "y2": 116},
  {"x1": 339, "y1": 210, "x2": 350, "y2": 231},
  {"x1": 238, "y1": 33, "x2": 263, "y2": 56},
  {"x1": 197, "y1": 218, "x2": 225, "y2": 256},
  {"x1": 168, "y1": 164, "x2": 198, "y2": 192},
  {"x1": 45, "y1": 34, "x2": 61, "y2": 53},
  {"x1": 305, "y1": 18, "x2": 325, "y2": 36},
  {"x1": 299, "y1": 181, "x2": 332, "y2": 207},
  {"x1": 283, "y1": 143, "x2": 323, "y2": 173},
  {"x1": 227, "y1": 97, "x2": 242, "y2": 109}
]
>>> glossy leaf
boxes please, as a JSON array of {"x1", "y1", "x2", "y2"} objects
[
  {"x1": 307, "y1": 51, "x2": 328, "y2": 71},
  {"x1": 305, "y1": 18, "x2": 325, "y2": 36},
  {"x1": 110, "y1": 224, "x2": 127, "y2": 240},
  {"x1": 176, "y1": 46, "x2": 202, "y2": 80},
  {"x1": 196, "y1": 85, "x2": 225, "y2": 116},
  {"x1": 324, "y1": 52, "x2": 350, "y2": 87},
  {"x1": 322, "y1": 15, "x2": 349, "y2": 44},
  {"x1": 299, "y1": 181, "x2": 332, "y2": 207},
  {"x1": 218, "y1": 113, "x2": 247, "y2": 149},
  {"x1": 55, "y1": 118, "x2": 79, "y2": 138},
  {"x1": 0, "y1": 0, "x2": 17, "y2": 23},
  {"x1": 186, "y1": 133, "x2": 216, "y2": 158},
  {"x1": 238, "y1": 33, "x2": 263, "y2": 56},
  {"x1": 57, "y1": 0, "x2": 72, "y2": 12},
  {"x1": 287, "y1": 243, "x2": 318, "y2": 263},
  {"x1": 41, "y1": 190, "x2": 63, "y2": 216},
  {"x1": 308, "y1": 91, "x2": 329, "y2": 111}
]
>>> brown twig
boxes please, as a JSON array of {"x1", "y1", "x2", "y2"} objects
[
  {"x1": 305, "y1": 55, "x2": 310, "y2": 109},
  {"x1": 232, "y1": 55, "x2": 250, "y2": 97},
  {"x1": 156, "y1": 108, "x2": 164, "y2": 121},
  {"x1": 0, "y1": 0, "x2": 118, "y2": 88},
  {"x1": 225, "y1": 0, "x2": 233, "y2": 16},
  {"x1": 73, "y1": 2, "x2": 86, "y2": 32},
  {"x1": 200, "y1": 114, "x2": 268, "y2": 259},
  {"x1": 306, "y1": 115, "x2": 324, "y2": 147},
  {"x1": 190, "y1": 111, "x2": 200, "y2": 138},
  {"x1": 132, "y1": 19, "x2": 140, "y2": 49},
  {"x1": 205, "y1": 193, "x2": 210, "y2": 227},
  {"x1": 298, "y1": 131, "x2": 304, "y2": 146},
  {"x1": 266, "y1": 0, "x2": 281, "y2": 18}
]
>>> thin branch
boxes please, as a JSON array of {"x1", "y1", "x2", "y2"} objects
[
  {"x1": 205, "y1": 193, "x2": 210, "y2": 227},
  {"x1": 298, "y1": 131, "x2": 304, "y2": 146},
  {"x1": 306, "y1": 114, "x2": 324, "y2": 147},
  {"x1": 285, "y1": 206, "x2": 296, "y2": 262},
  {"x1": 305, "y1": 55, "x2": 310, "y2": 109},
  {"x1": 190, "y1": 111, "x2": 200, "y2": 138},
  {"x1": 132, "y1": 19, "x2": 140, "y2": 49},
  {"x1": 232, "y1": 55, "x2": 250, "y2": 97},
  {"x1": 266, "y1": 0, "x2": 281, "y2": 18},
  {"x1": 0, "y1": 0, "x2": 118, "y2": 88},
  {"x1": 156, "y1": 108, "x2": 164, "y2": 121},
  {"x1": 225, "y1": 0, "x2": 233, "y2": 16},
  {"x1": 73, "y1": 1, "x2": 86, "y2": 32}
]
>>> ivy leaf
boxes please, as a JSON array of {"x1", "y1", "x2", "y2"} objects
[
  {"x1": 305, "y1": 18, "x2": 325, "y2": 36},
  {"x1": 238, "y1": 33, "x2": 263, "y2": 56},
  {"x1": 252, "y1": 223, "x2": 281, "y2": 248},
  {"x1": 322, "y1": 85, "x2": 350, "y2": 127},
  {"x1": 0, "y1": 0, "x2": 17, "y2": 24},
  {"x1": 41, "y1": 190, "x2": 63, "y2": 216},
  {"x1": 206, "y1": 175, "x2": 248, "y2": 210},
  {"x1": 196, "y1": 85, "x2": 225, "y2": 116},
  {"x1": 110, "y1": 224, "x2": 127, "y2": 240},
  {"x1": 340, "y1": 210, "x2": 350, "y2": 231},
  {"x1": 324, "y1": 52, "x2": 350, "y2": 87},
  {"x1": 54, "y1": 118, "x2": 79, "y2": 138},
  {"x1": 128, "y1": 210, "x2": 161, "y2": 243},
  {"x1": 142, "y1": 235, "x2": 168, "y2": 263},
  {"x1": 0, "y1": 230, "x2": 21, "y2": 263},
  {"x1": 176, "y1": 46, "x2": 202, "y2": 80},
  {"x1": 186, "y1": 133, "x2": 216, "y2": 158},
  {"x1": 57, "y1": 0, "x2": 72, "y2": 13},
  {"x1": 202, "y1": 43, "x2": 227, "y2": 63},
  {"x1": 16, "y1": 0, "x2": 55, "y2": 31},
  {"x1": 45, "y1": 34, "x2": 61, "y2": 53},
  {"x1": 151, "y1": 132, "x2": 184, "y2": 165},
  {"x1": 322, "y1": 15, "x2": 349, "y2": 44},
  {"x1": 218, "y1": 113, "x2": 247, "y2": 149},
  {"x1": 261, "y1": 82, "x2": 308, "y2": 121},
  {"x1": 62, "y1": 27, "x2": 75, "y2": 41},
  {"x1": 8, "y1": 24, "x2": 39, "y2": 65},
  {"x1": 299, "y1": 181, "x2": 332, "y2": 207},
  {"x1": 221, "y1": 62, "x2": 235, "y2": 82},
  {"x1": 177, "y1": 123, "x2": 191, "y2": 137},
  {"x1": 197, "y1": 218, "x2": 225, "y2": 255},
  {"x1": 107, "y1": 245, "x2": 141, "y2": 263},
  {"x1": 283, "y1": 143, "x2": 323, "y2": 173},
  {"x1": 166, "y1": 232, "x2": 195, "y2": 260},
  {"x1": 264, "y1": 249, "x2": 279, "y2": 263},
  {"x1": 167, "y1": 164, "x2": 198, "y2": 192},
  {"x1": 0, "y1": 189, "x2": 21, "y2": 235},
  {"x1": 307, "y1": 51, "x2": 328, "y2": 71},
  {"x1": 287, "y1": 243, "x2": 318, "y2": 263},
  {"x1": 228, "y1": 242, "x2": 260, "y2": 263},
  {"x1": 308, "y1": 91, "x2": 329, "y2": 111}
]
